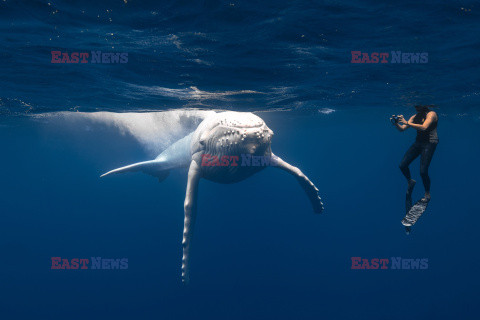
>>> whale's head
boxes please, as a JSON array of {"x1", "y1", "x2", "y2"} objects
[
  {"x1": 192, "y1": 111, "x2": 274, "y2": 182},
  {"x1": 199, "y1": 111, "x2": 273, "y2": 156}
]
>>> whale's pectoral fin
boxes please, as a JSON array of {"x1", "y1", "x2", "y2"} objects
[
  {"x1": 181, "y1": 160, "x2": 201, "y2": 284},
  {"x1": 271, "y1": 154, "x2": 324, "y2": 213},
  {"x1": 100, "y1": 160, "x2": 168, "y2": 178}
]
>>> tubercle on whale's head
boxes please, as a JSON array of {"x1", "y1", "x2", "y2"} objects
[
  {"x1": 239, "y1": 125, "x2": 273, "y2": 154},
  {"x1": 191, "y1": 112, "x2": 275, "y2": 164},
  {"x1": 201, "y1": 121, "x2": 274, "y2": 157}
]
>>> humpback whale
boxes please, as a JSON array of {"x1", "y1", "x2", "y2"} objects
[{"x1": 101, "y1": 111, "x2": 324, "y2": 283}]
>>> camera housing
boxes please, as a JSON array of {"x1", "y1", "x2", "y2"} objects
[{"x1": 390, "y1": 115, "x2": 400, "y2": 124}]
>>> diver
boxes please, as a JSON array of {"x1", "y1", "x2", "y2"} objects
[{"x1": 391, "y1": 105, "x2": 439, "y2": 202}]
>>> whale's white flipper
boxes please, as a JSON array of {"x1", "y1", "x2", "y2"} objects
[
  {"x1": 181, "y1": 160, "x2": 201, "y2": 284},
  {"x1": 100, "y1": 159, "x2": 167, "y2": 178},
  {"x1": 101, "y1": 132, "x2": 194, "y2": 179},
  {"x1": 271, "y1": 153, "x2": 324, "y2": 213}
]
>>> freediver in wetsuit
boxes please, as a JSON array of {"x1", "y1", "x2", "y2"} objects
[{"x1": 391, "y1": 105, "x2": 439, "y2": 203}]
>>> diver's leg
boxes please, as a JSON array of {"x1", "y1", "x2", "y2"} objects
[
  {"x1": 181, "y1": 160, "x2": 201, "y2": 284},
  {"x1": 420, "y1": 142, "x2": 438, "y2": 201},
  {"x1": 271, "y1": 154, "x2": 323, "y2": 213},
  {"x1": 399, "y1": 142, "x2": 422, "y2": 195}
]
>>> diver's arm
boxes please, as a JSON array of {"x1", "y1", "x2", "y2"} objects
[
  {"x1": 395, "y1": 115, "x2": 412, "y2": 132},
  {"x1": 395, "y1": 122, "x2": 408, "y2": 132},
  {"x1": 408, "y1": 112, "x2": 437, "y2": 131}
]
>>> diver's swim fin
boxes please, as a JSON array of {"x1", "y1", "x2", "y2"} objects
[{"x1": 402, "y1": 198, "x2": 429, "y2": 228}]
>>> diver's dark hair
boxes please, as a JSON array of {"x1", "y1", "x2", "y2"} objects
[{"x1": 415, "y1": 104, "x2": 436, "y2": 110}]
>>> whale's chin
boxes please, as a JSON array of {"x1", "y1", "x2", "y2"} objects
[{"x1": 196, "y1": 142, "x2": 272, "y2": 184}]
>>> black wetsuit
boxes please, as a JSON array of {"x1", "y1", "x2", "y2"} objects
[{"x1": 399, "y1": 112, "x2": 439, "y2": 192}]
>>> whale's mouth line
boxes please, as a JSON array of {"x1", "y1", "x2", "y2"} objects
[{"x1": 225, "y1": 124, "x2": 264, "y2": 129}]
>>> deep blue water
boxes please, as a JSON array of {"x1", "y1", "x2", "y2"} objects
[{"x1": 1, "y1": 1, "x2": 480, "y2": 319}]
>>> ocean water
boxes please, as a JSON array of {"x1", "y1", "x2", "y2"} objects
[{"x1": 1, "y1": 0, "x2": 479, "y2": 319}]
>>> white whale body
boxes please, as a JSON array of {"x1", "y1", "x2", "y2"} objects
[{"x1": 101, "y1": 111, "x2": 324, "y2": 283}]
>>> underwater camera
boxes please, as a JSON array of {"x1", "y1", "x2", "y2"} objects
[{"x1": 390, "y1": 115, "x2": 401, "y2": 124}]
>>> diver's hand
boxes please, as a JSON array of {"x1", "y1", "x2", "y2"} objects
[{"x1": 398, "y1": 115, "x2": 408, "y2": 125}]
